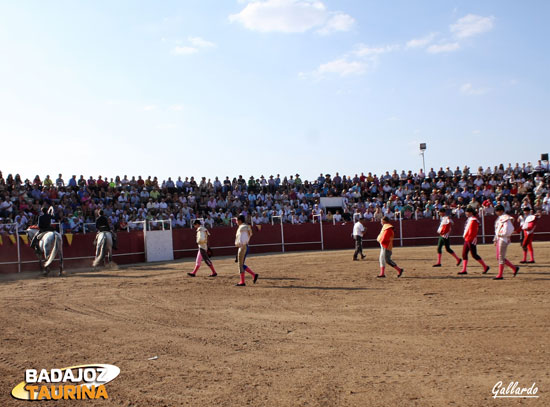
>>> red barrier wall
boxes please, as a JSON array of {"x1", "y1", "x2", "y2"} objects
[{"x1": 1, "y1": 215, "x2": 548, "y2": 274}]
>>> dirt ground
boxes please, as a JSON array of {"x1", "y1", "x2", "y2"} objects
[{"x1": 1, "y1": 242, "x2": 549, "y2": 407}]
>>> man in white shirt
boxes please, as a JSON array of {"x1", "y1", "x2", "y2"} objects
[
  {"x1": 204, "y1": 215, "x2": 214, "y2": 229},
  {"x1": 352, "y1": 219, "x2": 367, "y2": 261}
]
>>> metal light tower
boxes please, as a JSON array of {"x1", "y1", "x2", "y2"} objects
[{"x1": 420, "y1": 143, "x2": 427, "y2": 174}]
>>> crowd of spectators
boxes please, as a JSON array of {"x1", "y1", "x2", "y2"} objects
[{"x1": 0, "y1": 160, "x2": 549, "y2": 234}]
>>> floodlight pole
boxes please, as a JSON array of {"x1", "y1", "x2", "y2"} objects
[
  {"x1": 420, "y1": 143, "x2": 427, "y2": 174},
  {"x1": 421, "y1": 151, "x2": 426, "y2": 175}
]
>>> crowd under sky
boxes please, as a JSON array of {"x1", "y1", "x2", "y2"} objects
[{"x1": 0, "y1": 0, "x2": 548, "y2": 182}]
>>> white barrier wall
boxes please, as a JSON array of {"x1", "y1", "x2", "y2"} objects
[{"x1": 145, "y1": 230, "x2": 174, "y2": 262}]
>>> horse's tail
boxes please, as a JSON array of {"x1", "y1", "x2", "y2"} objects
[
  {"x1": 43, "y1": 233, "x2": 59, "y2": 268},
  {"x1": 93, "y1": 232, "x2": 106, "y2": 267}
]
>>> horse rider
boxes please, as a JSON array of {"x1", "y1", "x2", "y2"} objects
[
  {"x1": 96, "y1": 210, "x2": 118, "y2": 250},
  {"x1": 31, "y1": 206, "x2": 54, "y2": 254}
]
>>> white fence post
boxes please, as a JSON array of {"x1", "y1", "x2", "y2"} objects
[
  {"x1": 396, "y1": 211, "x2": 403, "y2": 247},
  {"x1": 481, "y1": 208, "x2": 486, "y2": 244},
  {"x1": 320, "y1": 218, "x2": 324, "y2": 251},
  {"x1": 312, "y1": 214, "x2": 324, "y2": 251},
  {"x1": 15, "y1": 225, "x2": 21, "y2": 273},
  {"x1": 271, "y1": 215, "x2": 284, "y2": 253}
]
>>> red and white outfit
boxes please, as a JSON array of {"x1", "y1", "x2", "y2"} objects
[
  {"x1": 438, "y1": 217, "x2": 452, "y2": 239},
  {"x1": 460, "y1": 216, "x2": 489, "y2": 274},
  {"x1": 188, "y1": 226, "x2": 217, "y2": 277},
  {"x1": 494, "y1": 214, "x2": 519, "y2": 278},
  {"x1": 521, "y1": 215, "x2": 537, "y2": 262},
  {"x1": 434, "y1": 216, "x2": 461, "y2": 266}
]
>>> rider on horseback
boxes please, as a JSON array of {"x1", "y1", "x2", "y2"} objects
[
  {"x1": 96, "y1": 210, "x2": 117, "y2": 250},
  {"x1": 31, "y1": 206, "x2": 54, "y2": 255}
]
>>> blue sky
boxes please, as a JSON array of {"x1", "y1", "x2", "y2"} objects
[{"x1": 0, "y1": 0, "x2": 548, "y2": 182}]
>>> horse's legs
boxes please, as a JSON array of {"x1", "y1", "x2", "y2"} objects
[{"x1": 38, "y1": 256, "x2": 48, "y2": 276}]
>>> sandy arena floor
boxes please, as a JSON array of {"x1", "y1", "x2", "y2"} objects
[{"x1": 1, "y1": 242, "x2": 549, "y2": 406}]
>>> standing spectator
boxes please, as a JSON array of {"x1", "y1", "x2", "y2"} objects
[
  {"x1": 44, "y1": 175, "x2": 53, "y2": 188},
  {"x1": 68, "y1": 175, "x2": 77, "y2": 189},
  {"x1": 56, "y1": 174, "x2": 64, "y2": 187}
]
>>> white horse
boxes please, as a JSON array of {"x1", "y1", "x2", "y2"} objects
[
  {"x1": 93, "y1": 231, "x2": 113, "y2": 268},
  {"x1": 27, "y1": 228, "x2": 64, "y2": 276}
]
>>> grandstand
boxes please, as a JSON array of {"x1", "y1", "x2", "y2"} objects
[{"x1": 0, "y1": 161, "x2": 548, "y2": 235}]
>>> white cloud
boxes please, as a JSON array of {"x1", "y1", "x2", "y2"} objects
[
  {"x1": 408, "y1": 14, "x2": 494, "y2": 55},
  {"x1": 169, "y1": 105, "x2": 185, "y2": 111},
  {"x1": 450, "y1": 14, "x2": 495, "y2": 39},
  {"x1": 229, "y1": 0, "x2": 354, "y2": 34},
  {"x1": 472, "y1": 129, "x2": 481, "y2": 134},
  {"x1": 303, "y1": 42, "x2": 398, "y2": 79},
  {"x1": 460, "y1": 83, "x2": 489, "y2": 95},
  {"x1": 353, "y1": 44, "x2": 398, "y2": 57},
  {"x1": 427, "y1": 42, "x2": 460, "y2": 53},
  {"x1": 169, "y1": 36, "x2": 215, "y2": 56},
  {"x1": 315, "y1": 58, "x2": 367, "y2": 77},
  {"x1": 317, "y1": 13, "x2": 355, "y2": 35},
  {"x1": 406, "y1": 33, "x2": 437, "y2": 49},
  {"x1": 142, "y1": 105, "x2": 157, "y2": 111},
  {"x1": 171, "y1": 46, "x2": 198, "y2": 55},
  {"x1": 188, "y1": 36, "x2": 216, "y2": 48}
]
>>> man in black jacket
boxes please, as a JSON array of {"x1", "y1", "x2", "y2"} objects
[
  {"x1": 95, "y1": 210, "x2": 117, "y2": 250},
  {"x1": 31, "y1": 207, "x2": 54, "y2": 254}
]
